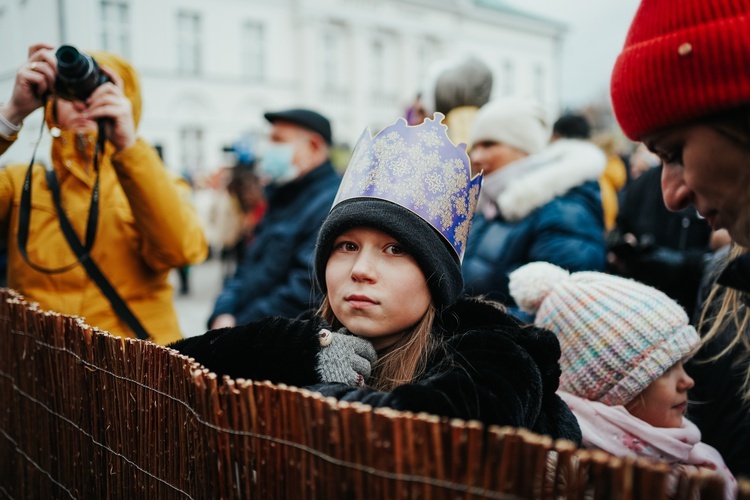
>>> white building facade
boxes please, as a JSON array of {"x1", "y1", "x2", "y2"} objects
[{"x1": 0, "y1": 0, "x2": 565, "y2": 172}]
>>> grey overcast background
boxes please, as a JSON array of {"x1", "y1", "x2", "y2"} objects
[{"x1": 504, "y1": 0, "x2": 641, "y2": 109}]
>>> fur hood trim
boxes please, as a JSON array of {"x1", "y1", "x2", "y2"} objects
[{"x1": 497, "y1": 139, "x2": 605, "y2": 221}]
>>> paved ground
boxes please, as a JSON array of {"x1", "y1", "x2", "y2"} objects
[{"x1": 170, "y1": 257, "x2": 226, "y2": 338}]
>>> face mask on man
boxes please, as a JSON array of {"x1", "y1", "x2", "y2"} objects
[{"x1": 260, "y1": 143, "x2": 299, "y2": 185}]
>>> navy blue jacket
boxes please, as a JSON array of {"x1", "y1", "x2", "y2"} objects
[
  {"x1": 462, "y1": 181, "x2": 607, "y2": 306},
  {"x1": 210, "y1": 161, "x2": 340, "y2": 325}
]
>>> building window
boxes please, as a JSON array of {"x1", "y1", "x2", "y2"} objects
[
  {"x1": 241, "y1": 21, "x2": 265, "y2": 82},
  {"x1": 321, "y1": 31, "x2": 338, "y2": 92},
  {"x1": 319, "y1": 24, "x2": 349, "y2": 100},
  {"x1": 180, "y1": 126, "x2": 204, "y2": 172},
  {"x1": 177, "y1": 11, "x2": 201, "y2": 75},
  {"x1": 500, "y1": 59, "x2": 515, "y2": 96},
  {"x1": 371, "y1": 39, "x2": 385, "y2": 93},
  {"x1": 533, "y1": 64, "x2": 546, "y2": 103},
  {"x1": 100, "y1": 0, "x2": 129, "y2": 57},
  {"x1": 370, "y1": 32, "x2": 398, "y2": 103},
  {"x1": 416, "y1": 38, "x2": 439, "y2": 86}
]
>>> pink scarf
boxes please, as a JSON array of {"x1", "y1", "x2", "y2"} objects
[{"x1": 558, "y1": 391, "x2": 736, "y2": 499}]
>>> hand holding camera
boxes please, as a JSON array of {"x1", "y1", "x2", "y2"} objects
[
  {"x1": 1, "y1": 43, "x2": 56, "y2": 126},
  {"x1": 54, "y1": 44, "x2": 136, "y2": 152},
  {"x1": 83, "y1": 65, "x2": 136, "y2": 152},
  {"x1": 2, "y1": 43, "x2": 136, "y2": 152}
]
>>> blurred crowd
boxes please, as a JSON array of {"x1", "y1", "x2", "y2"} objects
[{"x1": 1, "y1": 1, "x2": 749, "y2": 496}]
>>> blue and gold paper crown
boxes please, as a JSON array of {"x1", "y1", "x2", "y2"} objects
[{"x1": 333, "y1": 114, "x2": 483, "y2": 260}]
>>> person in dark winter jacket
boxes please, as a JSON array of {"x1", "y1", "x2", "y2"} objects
[
  {"x1": 172, "y1": 115, "x2": 582, "y2": 443},
  {"x1": 688, "y1": 247, "x2": 750, "y2": 478},
  {"x1": 209, "y1": 109, "x2": 340, "y2": 329},
  {"x1": 462, "y1": 98, "x2": 607, "y2": 308},
  {"x1": 610, "y1": 0, "x2": 750, "y2": 478},
  {"x1": 609, "y1": 164, "x2": 711, "y2": 318}
]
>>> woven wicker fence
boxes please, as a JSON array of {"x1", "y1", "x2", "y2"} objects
[{"x1": 0, "y1": 289, "x2": 746, "y2": 499}]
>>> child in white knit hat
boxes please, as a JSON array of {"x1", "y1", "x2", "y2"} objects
[{"x1": 509, "y1": 262, "x2": 736, "y2": 499}]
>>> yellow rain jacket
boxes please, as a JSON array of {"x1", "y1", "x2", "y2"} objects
[{"x1": 0, "y1": 51, "x2": 208, "y2": 345}]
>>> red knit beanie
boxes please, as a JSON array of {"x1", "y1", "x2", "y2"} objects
[{"x1": 611, "y1": 0, "x2": 750, "y2": 140}]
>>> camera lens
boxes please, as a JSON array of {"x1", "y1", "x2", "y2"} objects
[
  {"x1": 56, "y1": 45, "x2": 93, "y2": 82},
  {"x1": 54, "y1": 45, "x2": 108, "y2": 101}
]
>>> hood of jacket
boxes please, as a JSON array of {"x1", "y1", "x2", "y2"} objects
[
  {"x1": 480, "y1": 139, "x2": 606, "y2": 222},
  {"x1": 45, "y1": 51, "x2": 142, "y2": 182}
]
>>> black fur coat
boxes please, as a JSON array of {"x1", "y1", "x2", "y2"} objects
[{"x1": 170, "y1": 298, "x2": 581, "y2": 443}]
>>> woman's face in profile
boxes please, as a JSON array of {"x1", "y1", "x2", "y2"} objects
[{"x1": 644, "y1": 123, "x2": 750, "y2": 246}]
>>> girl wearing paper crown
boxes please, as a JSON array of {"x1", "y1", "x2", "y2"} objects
[
  {"x1": 172, "y1": 115, "x2": 582, "y2": 442},
  {"x1": 610, "y1": 0, "x2": 750, "y2": 476},
  {"x1": 509, "y1": 262, "x2": 736, "y2": 499}
]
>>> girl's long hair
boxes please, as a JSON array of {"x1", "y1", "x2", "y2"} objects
[
  {"x1": 317, "y1": 297, "x2": 440, "y2": 392},
  {"x1": 698, "y1": 105, "x2": 750, "y2": 401}
]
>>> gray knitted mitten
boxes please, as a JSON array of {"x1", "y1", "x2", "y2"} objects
[{"x1": 316, "y1": 328, "x2": 377, "y2": 387}]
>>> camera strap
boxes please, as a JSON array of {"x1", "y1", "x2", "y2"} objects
[
  {"x1": 17, "y1": 118, "x2": 101, "y2": 272},
  {"x1": 45, "y1": 167, "x2": 150, "y2": 341},
  {"x1": 16, "y1": 118, "x2": 150, "y2": 340}
]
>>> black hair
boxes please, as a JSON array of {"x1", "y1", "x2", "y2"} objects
[{"x1": 553, "y1": 114, "x2": 591, "y2": 140}]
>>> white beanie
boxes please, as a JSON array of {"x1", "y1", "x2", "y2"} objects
[{"x1": 469, "y1": 98, "x2": 550, "y2": 155}]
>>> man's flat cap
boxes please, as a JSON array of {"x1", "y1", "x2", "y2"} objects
[{"x1": 264, "y1": 108, "x2": 332, "y2": 145}]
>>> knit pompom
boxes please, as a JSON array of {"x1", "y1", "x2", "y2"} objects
[{"x1": 509, "y1": 262, "x2": 571, "y2": 314}]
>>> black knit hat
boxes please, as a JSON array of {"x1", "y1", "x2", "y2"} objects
[{"x1": 315, "y1": 198, "x2": 463, "y2": 309}]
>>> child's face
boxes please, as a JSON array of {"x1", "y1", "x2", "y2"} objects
[
  {"x1": 625, "y1": 360, "x2": 694, "y2": 428},
  {"x1": 325, "y1": 227, "x2": 432, "y2": 351}
]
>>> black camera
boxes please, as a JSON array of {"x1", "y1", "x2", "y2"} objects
[{"x1": 54, "y1": 45, "x2": 109, "y2": 102}]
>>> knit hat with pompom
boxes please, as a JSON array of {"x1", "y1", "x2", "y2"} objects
[{"x1": 508, "y1": 262, "x2": 700, "y2": 406}]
